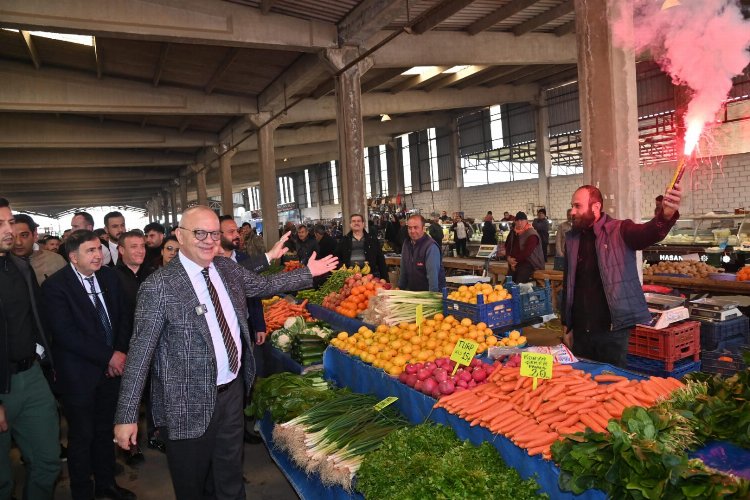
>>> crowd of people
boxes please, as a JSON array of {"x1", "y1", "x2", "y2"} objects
[{"x1": 1, "y1": 184, "x2": 682, "y2": 499}]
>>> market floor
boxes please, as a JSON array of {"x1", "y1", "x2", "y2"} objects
[{"x1": 10, "y1": 429, "x2": 298, "y2": 499}]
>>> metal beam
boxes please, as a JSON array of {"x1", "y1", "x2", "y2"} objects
[
  {"x1": 0, "y1": 167, "x2": 177, "y2": 183},
  {"x1": 1, "y1": 182, "x2": 169, "y2": 193},
  {"x1": 513, "y1": 0, "x2": 575, "y2": 36},
  {"x1": 511, "y1": 64, "x2": 575, "y2": 85},
  {"x1": 362, "y1": 68, "x2": 405, "y2": 92},
  {"x1": 153, "y1": 42, "x2": 171, "y2": 86},
  {"x1": 18, "y1": 30, "x2": 40, "y2": 69},
  {"x1": 466, "y1": 0, "x2": 538, "y2": 35},
  {"x1": 410, "y1": 0, "x2": 478, "y2": 35},
  {"x1": 454, "y1": 65, "x2": 524, "y2": 89},
  {"x1": 1, "y1": 61, "x2": 258, "y2": 115},
  {"x1": 337, "y1": 0, "x2": 405, "y2": 46},
  {"x1": 555, "y1": 20, "x2": 577, "y2": 37},
  {"x1": 204, "y1": 47, "x2": 241, "y2": 94},
  {"x1": 373, "y1": 32, "x2": 577, "y2": 67},
  {"x1": 0, "y1": 114, "x2": 217, "y2": 149},
  {"x1": 0, "y1": 0, "x2": 338, "y2": 52},
  {"x1": 389, "y1": 66, "x2": 450, "y2": 93},
  {"x1": 0, "y1": 149, "x2": 193, "y2": 169},
  {"x1": 283, "y1": 84, "x2": 539, "y2": 124}
]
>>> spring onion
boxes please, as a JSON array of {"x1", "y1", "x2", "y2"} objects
[{"x1": 362, "y1": 289, "x2": 443, "y2": 325}]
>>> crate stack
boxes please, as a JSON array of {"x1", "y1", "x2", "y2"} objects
[
  {"x1": 698, "y1": 315, "x2": 749, "y2": 376},
  {"x1": 626, "y1": 321, "x2": 702, "y2": 377}
]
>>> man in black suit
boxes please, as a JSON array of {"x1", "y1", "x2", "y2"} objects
[
  {"x1": 43, "y1": 230, "x2": 135, "y2": 500},
  {"x1": 313, "y1": 224, "x2": 337, "y2": 258},
  {"x1": 114, "y1": 207, "x2": 337, "y2": 500}
]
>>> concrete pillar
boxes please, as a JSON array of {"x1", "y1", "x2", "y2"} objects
[
  {"x1": 170, "y1": 187, "x2": 178, "y2": 226},
  {"x1": 179, "y1": 171, "x2": 189, "y2": 212},
  {"x1": 161, "y1": 191, "x2": 169, "y2": 225},
  {"x1": 535, "y1": 93, "x2": 552, "y2": 212},
  {"x1": 315, "y1": 164, "x2": 324, "y2": 220},
  {"x1": 219, "y1": 147, "x2": 236, "y2": 216},
  {"x1": 448, "y1": 117, "x2": 464, "y2": 189},
  {"x1": 323, "y1": 48, "x2": 374, "y2": 233},
  {"x1": 386, "y1": 140, "x2": 403, "y2": 196},
  {"x1": 249, "y1": 112, "x2": 282, "y2": 250},
  {"x1": 575, "y1": 0, "x2": 640, "y2": 221},
  {"x1": 194, "y1": 164, "x2": 208, "y2": 206}
]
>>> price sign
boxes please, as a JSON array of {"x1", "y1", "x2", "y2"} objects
[
  {"x1": 416, "y1": 304, "x2": 424, "y2": 335},
  {"x1": 373, "y1": 396, "x2": 398, "y2": 412},
  {"x1": 450, "y1": 338, "x2": 478, "y2": 375},
  {"x1": 520, "y1": 352, "x2": 553, "y2": 390}
]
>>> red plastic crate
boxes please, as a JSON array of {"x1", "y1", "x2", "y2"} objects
[{"x1": 628, "y1": 321, "x2": 700, "y2": 371}]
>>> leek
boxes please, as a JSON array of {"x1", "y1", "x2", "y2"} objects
[{"x1": 362, "y1": 289, "x2": 442, "y2": 325}]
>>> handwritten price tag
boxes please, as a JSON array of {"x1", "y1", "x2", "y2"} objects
[
  {"x1": 373, "y1": 396, "x2": 398, "y2": 412},
  {"x1": 520, "y1": 352, "x2": 553, "y2": 390},
  {"x1": 450, "y1": 338, "x2": 478, "y2": 375},
  {"x1": 416, "y1": 304, "x2": 424, "y2": 335}
]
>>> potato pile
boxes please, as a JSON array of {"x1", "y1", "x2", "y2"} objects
[{"x1": 643, "y1": 261, "x2": 720, "y2": 278}]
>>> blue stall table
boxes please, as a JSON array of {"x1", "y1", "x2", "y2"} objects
[{"x1": 306, "y1": 303, "x2": 376, "y2": 334}]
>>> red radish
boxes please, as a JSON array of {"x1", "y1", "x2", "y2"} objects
[
  {"x1": 424, "y1": 362, "x2": 435, "y2": 371},
  {"x1": 414, "y1": 363, "x2": 424, "y2": 371}
]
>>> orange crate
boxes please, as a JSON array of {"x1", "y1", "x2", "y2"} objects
[{"x1": 628, "y1": 321, "x2": 700, "y2": 371}]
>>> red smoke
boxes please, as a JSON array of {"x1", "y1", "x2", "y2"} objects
[{"x1": 613, "y1": 0, "x2": 750, "y2": 154}]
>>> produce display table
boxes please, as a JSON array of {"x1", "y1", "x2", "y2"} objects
[
  {"x1": 321, "y1": 347, "x2": 643, "y2": 499},
  {"x1": 642, "y1": 275, "x2": 750, "y2": 295},
  {"x1": 306, "y1": 303, "x2": 376, "y2": 333},
  {"x1": 265, "y1": 346, "x2": 306, "y2": 375},
  {"x1": 385, "y1": 255, "x2": 509, "y2": 283}
]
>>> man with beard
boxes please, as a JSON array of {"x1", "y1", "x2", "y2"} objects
[
  {"x1": 12, "y1": 214, "x2": 67, "y2": 285},
  {"x1": 103, "y1": 212, "x2": 126, "y2": 267},
  {"x1": 143, "y1": 222, "x2": 165, "y2": 269},
  {"x1": 561, "y1": 184, "x2": 682, "y2": 368}
]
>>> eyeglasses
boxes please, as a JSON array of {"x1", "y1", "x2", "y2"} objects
[
  {"x1": 164, "y1": 246, "x2": 179, "y2": 252},
  {"x1": 178, "y1": 227, "x2": 221, "y2": 241}
]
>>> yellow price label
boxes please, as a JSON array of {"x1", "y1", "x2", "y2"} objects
[
  {"x1": 450, "y1": 338, "x2": 478, "y2": 375},
  {"x1": 373, "y1": 396, "x2": 398, "y2": 412},
  {"x1": 520, "y1": 352, "x2": 554, "y2": 390}
]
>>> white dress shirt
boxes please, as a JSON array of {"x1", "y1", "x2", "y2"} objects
[
  {"x1": 179, "y1": 252, "x2": 241, "y2": 385},
  {"x1": 71, "y1": 264, "x2": 111, "y2": 322},
  {"x1": 107, "y1": 240, "x2": 119, "y2": 265}
]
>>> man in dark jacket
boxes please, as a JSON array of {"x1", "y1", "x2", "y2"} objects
[
  {"x1": 504, "y1": 212, "x2": 545, "y2": 284},
  {"x1": 0, "y1": 198, "x2": 60, "y2": 500},
  {"x1": 313, "y1": 224, "x2": 337, "y2": 258},
  {"x1": 427, "y1": 217, "x2": 444, "y2": 247},
  {"x1": 335, "y1": 214, "x2": 388, "y2": 280},
  {"x1": 532, "y1": 209, "x2": 551, "y2": 262},
  {"x1": 562, "y1": 184, "x2": 682, "y2": 368},
  {"x1": 291, "y1": 225, "x2": 319, "y2": 265},
  {"x1": 398, "y1": 215, "x2": 445, "y2": 292},
  {"x1": 481, "y1": 212, "x2": 497, "y2": 245},
  {"x1": 451, "y1": 215, "x2": 472, "y2": 258},
  {"x1": 43, "y1": 230, "x2": 135, "y2": 500}
]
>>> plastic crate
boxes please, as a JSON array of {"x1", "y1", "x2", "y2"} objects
[
  {"x1": 701, "y1": 344, "x2": 749, "y2": 376},
  {"x1": 442, "y1": 287, "x2": 520, "y2": 330},
  {"x1": 517, "y1": 280, "x2": 553, "y2": 321},
  {"x1": 626, "y1": 354, "x2": 702, "y2": 378},
  {"x1": 699, "y1": 315, "x2": 749, "y2": 351},
  {"x1": 628, "y1": 321, "x2": 701, "y2": 371}
]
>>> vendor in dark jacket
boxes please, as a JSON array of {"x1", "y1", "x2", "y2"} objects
[
  {"x1": 561, "y1": 184, "x2": 682, "y2": 368},
  {"x1": 289, "y1": 224, "x2": 319, "y2": 265},
  {"x1": 399, "y1": 215, "x2": 445, "y2": 292},
  {"x1": 504, "y1": 212, "x2": 545, "y2": 284},
  {"x1": 312, "y1": 224, "x2": 337, "y2": 258},
  {"x1": 334, "y1": 214, "x2": 388, "y2": 280},
  {"x1": 481, "y1": 212, "x2": 497, "y2": 244}
]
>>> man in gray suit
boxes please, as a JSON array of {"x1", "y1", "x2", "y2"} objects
[{"x1": 113, "y1": 206, "x2": 337, "y2": 500}]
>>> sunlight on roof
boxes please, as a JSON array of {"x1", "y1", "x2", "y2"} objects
[
  {"x1": 401, "y1": 66, "x2": 439, "y2": 76},
  {"x1": 444, "y1": 65, "x2": 470, "y2": 74},
  {"x1": 2, "y1": 28, "x2": 93, "y2": 46}
]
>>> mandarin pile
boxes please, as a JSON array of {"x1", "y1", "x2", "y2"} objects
[
  {"x1": 446, "y1": 283, "x2": 512, "y2": 304},
  {"x1": 329, "y1": 313, "x2": 499, "y2": 377}
]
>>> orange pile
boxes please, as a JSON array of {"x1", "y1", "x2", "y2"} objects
[
  {"x1": 738, "y1": 266, "x2": 750, "y2": 281},
  {"x1": 329, "y1": 313, "x2": 499, "y2": 376}
]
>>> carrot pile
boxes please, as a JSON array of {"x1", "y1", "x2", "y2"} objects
[
  {"x1": 264, "y1": 299, "x2": 311, "y2": 331},
  {"x1": 434, "y1": 364, "x2": 684, "y2": 460}
]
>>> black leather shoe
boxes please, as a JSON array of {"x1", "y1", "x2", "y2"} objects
[
  {"x1": 244, "y1": 429, "x2": 263, "y2": 444},
  {"x1": 94, "y1": 484, "x2": 136, "y2": 500},
  {"x1": 147, "y1": 437, "x2": 166, "y2": 454}
]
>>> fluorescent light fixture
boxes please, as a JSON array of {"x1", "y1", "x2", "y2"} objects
[
  {"x1": 2, "y1": 28, "x2": 93, "y2": 46},
  {"x1": 443, "y1": 65, "x2": 470, "y2": 74},
  {"x1": 401, "y1": 66, "x2": 439, "y2": 76},
  {"x1": 380, "y1": 114, "x2": 391, "y2": 122}
]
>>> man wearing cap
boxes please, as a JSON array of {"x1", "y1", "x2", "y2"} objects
[{"x1": 504, "y1": 212, "x2": 545, "y2": 283}]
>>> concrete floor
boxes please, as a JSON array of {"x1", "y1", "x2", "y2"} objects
[{"x1": 10, "y1": 427, "x2": 298, "y2": 499}]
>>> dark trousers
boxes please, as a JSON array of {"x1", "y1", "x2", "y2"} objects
[
  {"x1": 165, "y1": 378, "x2": 244, "y2": 500},
  {"x1": 511, "y1": 262, "x2": 536, "y2": 284},
  {"x1": 62, "y1": 375, "x2": 120, "y2": 500},
  {"x1": 571, "y1": 328, "x2": 630, "y2": 368},
  {"x1": 455, "y1": 238, "x2": 468, "y2": 257}
]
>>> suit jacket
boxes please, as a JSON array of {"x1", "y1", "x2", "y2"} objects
[
  {"x1": 235, "y1": 251, "x2": 266, "y2": 334},
  {"x1": 115, "y1": 255, "x2": 312, "y2": 440},
  {"x1": 42, "y1": 265, "x2": 131, "y2": 395}
]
